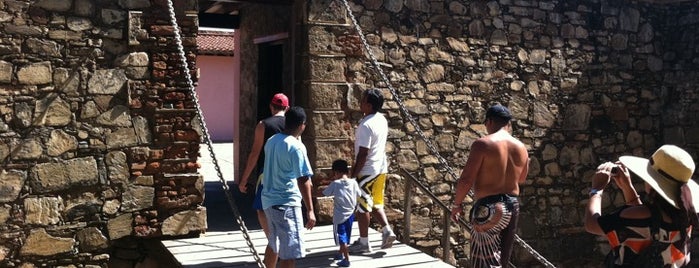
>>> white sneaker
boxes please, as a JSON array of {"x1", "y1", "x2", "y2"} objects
[
  {"x1": 348, "y1": 240, "x2": 372, "y2": 253},
  {"x1": 381, "y1": 228, "x2": 396, "y2": 249}
]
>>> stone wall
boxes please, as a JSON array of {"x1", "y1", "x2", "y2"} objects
[
  {"x1": 304, "y1": 0, "x2": 699, "y2": 267},
  {"x1": 0, "y1": 0, "x2": 205, "y2": 266}
]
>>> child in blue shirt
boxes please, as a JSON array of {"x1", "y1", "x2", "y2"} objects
[{"x1": 322, "y1": 159, "x2": 371, "y2": 267}]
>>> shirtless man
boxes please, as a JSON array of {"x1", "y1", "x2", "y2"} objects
[{"x1": 450, "y1": 104, "x2": 529, "y2": 268}]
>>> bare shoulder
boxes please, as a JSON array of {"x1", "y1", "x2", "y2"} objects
[
  {"x1": 619, "y1": 205, "x2": 651, "y2": 219},
  {"x1": 472, "y1": 137, "x2": 493, "y2": 150}
]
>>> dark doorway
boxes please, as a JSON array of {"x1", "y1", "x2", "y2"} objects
[{"x1": 256, "y1": 43, "x2": 284, "y2": 121}]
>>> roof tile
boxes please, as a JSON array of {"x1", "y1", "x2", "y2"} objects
[{"x1": 197, "y1": 30, "x2": 234, "y2": 56}]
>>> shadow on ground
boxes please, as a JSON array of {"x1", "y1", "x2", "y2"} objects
[{"x1": 204, "y1": 181, "x2": 262, "y2": 232}]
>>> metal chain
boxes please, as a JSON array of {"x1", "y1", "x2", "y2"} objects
[
  {"x1": 340, "y1": 1, "x2": 556, "y2": 267},
  {"x1": 165, "y1": 2, "x2": 266, "y2": 267}
]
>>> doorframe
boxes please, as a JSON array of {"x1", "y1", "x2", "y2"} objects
[{"x1": 233, "y1": 31, "x2": 291, "y2": 181}]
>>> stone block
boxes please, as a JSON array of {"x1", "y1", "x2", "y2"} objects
[
  {"x1": 0, "y1": 60, "x2": 12, "y2": 83},
  {"x1": 20, "y1": 229, "x2": 75, "y2": 256},
  {"x1": 67, "y1": 157, "x2": 100, "y2": 182},
  {"x1": 314, "y1": 196, "x2": 333, "y2": 224},
  {"x1": 307, "y1": 139, "x2": 353, "y2": 168},
  {"x1": 24, "y1": 196, "x2": 63, "y2": 225},
  {"x1": 88, "y1": 69, "x2": 127, "y2": 95},
  {"x1": 421, "y1": 64, "x2": 445, "y2": 83},
  {"x1": 106, "y1": 128, "x2": 139, "y2": 149},
  {"x1": 47, "y1": 129, "x2": 78, "y2": 156},
  {"x1": 53, "y1": 68, "x2": 81, "y2": 96},
  {"x1": 619, "y1": 7, "x2": 639, "y2": 32},
  {"x1": 308, "y1": 26, "x2": 342, "y2": 55},
  {"x1": 403, "y1": 99, "x2": 429, "y2": 114},
  {"x1": 121, "y1": 185, "x2": 154, "y2": 212},
  {"x1": 307, "y1": 111, "x2": 353, "y2": 139},
  {"x1": 76, "y1": 227, "x2": 108, "y2": 252},
  {"x1": 396, "y1": 149, "x2": 419, "y2": 171},
  {"x1": 532, "y1": 102, "x2": 556, "y2": 128},
  {"x1": 31, "y1": 157, "x2": 98, "y2": 193},
  {"x1": 308, "y1": 0, "x2": 348, "y2": 24},
  {"x1": 96, "y1": 105, "x2": 133, "y2": 127},
  {"x1": 562, "y1": 104, "x2": 590, "y2": 131},
  {"x1": 161, "y1": 207, "x2": 206, "y2": 236},
  {"x1": 115, "y1": 52, "x2": 149, "y2": 67},
  {"x1": 108, "y1": 213, "x2": 133, "y2": 240},
  {"x1": 48, "y1": 30, "x2": 83, "y2": 40},
  {"x1": 106, "y1": 151, "x2": 129, "y2": 184},
  {"x1": 34, "y1": 0, "x2": 72, "y2": 11},
  {"x1": 435, "y1": 133, "x2": 455, "y2": 152},
  {"x1": 0, "y1": 206, "x2": 9, "y2": 224},
  {"x1": 75, "y1": 0, "x2": 95, "y2": 16},
  {"x1": 308, "y1": 83, "x2": 347, "y2": 110},
  {"x1": 425, "y1": 82, "x2": 454, "y2": 93},
  {"x1": 32, "y1": 94, "x2": 71, "y2": 126},
  {"x1": 309, "y1": 57, "x2": 346, "y2": 82},
  {"x1": 81, "y1": 101, "x2": 100, "y2": 119},
  {"x1": 102, "y1": 9, "x2": 126, "y2": 25},
  {"x1": 103, "y1": 200, "x2": 120, "y2": 215},
  {"x1": 17, "y1": 62, "x2": 52, "y2": 85},
  {"x1": 118, "y1": 0, "x2": 151, "y2": 9},
  {"x1": 0, "y1": 170, "x2": 26, "y2": 203},
  {"x1": 11, "y1": 138, "x2": 42, "y2": 160}
]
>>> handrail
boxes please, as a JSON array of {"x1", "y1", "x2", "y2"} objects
[{"x1": 400, "y1": 168, "x2": 517, "y2": 268}]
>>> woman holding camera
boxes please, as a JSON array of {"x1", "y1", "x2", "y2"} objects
[{"x1": 584, "y1": 145, "x2": 699, "y2": 267}]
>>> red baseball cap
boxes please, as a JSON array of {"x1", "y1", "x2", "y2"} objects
[{"x1": 271, "y1": 93, "x2": 289, "y2": 107}]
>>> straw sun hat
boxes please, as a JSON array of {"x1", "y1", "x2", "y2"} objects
[{"x1": 619, "y1": 145, "x2": 697, "y2": 209}]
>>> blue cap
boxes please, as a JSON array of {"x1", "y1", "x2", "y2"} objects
[{"x1": 485, "y1": 104, "x2": 512, "y2": 121}]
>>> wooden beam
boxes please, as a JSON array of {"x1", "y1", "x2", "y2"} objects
[{"x1": 199, "y1": 13, "x2": 240, "y2": 29}]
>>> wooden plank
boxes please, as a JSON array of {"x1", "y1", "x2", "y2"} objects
[{"x1": 163, "y1": 224, "x2": 453, "y2": 267}]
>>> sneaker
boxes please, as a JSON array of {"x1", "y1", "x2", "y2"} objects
[
  {"x1": 381, "y1": 229, "x2": 396, "y2": 249},
  {"x1": 337, "y1": 259, "x2": 350, "y2": 267},
  {"x1": 334, "y1": 252, "x2": 344, "y2": 260},
  {"x1": 348, "y1": 241, "x2": 372, "y2": 253}
]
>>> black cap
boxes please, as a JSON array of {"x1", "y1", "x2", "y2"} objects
[
  {"x1": 285, "y1": 106, "x2": 307, "y2": 129},
  {"x1": 485, "y1": 104, "x2": 512, "y2": 121}
]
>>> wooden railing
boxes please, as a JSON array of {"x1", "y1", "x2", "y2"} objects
[
  {"x1": 400, "y1": 168, "x2": 525, "y2": 268},
  {"x1": 400, "y1": 168, "x2": 458, "y2": 263}
]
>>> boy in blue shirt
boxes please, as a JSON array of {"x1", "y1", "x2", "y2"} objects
[
  {"x1": 323, "y1": 159, "x2": 371, "y2": 267},
  {"x1": 261, "y1": 106, "x2": 316, "y2": 268}
]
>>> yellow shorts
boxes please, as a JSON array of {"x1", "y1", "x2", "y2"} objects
[{"x1": 356, "y1": 173, "x2": 386, "y2": 213}]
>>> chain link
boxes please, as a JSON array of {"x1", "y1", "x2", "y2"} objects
[
  {"x1": 165, "y1": 2, "x2": 266, "y2": 267},
  {"x1": 340, "y1": 1, "x2": 556, "y2": 267}
]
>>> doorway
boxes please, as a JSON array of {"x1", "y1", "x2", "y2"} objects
[{"x1": 256, "y1": 42, "x2": 285, "y2": 121}]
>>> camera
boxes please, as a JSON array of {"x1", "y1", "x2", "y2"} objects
[{"x1": 611, "y1": 166, "x2": 620, "y2": 174}]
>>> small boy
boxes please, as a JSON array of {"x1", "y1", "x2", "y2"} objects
[{"x1": 322, "y1": 159, "x2": 371, "y2": 267}]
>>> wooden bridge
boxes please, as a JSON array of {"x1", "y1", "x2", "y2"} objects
[
  {"x1": 161, "y1": 143, "x2": 453, "y2": 268},
  {"x1": 163, "y1": 225, "x2": 453, "y2": 268}
]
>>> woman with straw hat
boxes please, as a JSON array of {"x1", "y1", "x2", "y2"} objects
[{"x1": 584, "y1": 145, "x2": 699, "y2": 267}]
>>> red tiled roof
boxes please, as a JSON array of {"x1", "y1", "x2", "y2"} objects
[{"x1": 197, "y1": 30, "x2": 235, "y2": 56}]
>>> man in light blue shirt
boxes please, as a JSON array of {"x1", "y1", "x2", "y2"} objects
[{"x1": 261, "y1": 106, "x2": 316, "y2": 268}]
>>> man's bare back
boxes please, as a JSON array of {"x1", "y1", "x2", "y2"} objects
[
  {"x1": 451, "y1": 104, "x2": 528, "y2": 266},
  {"x1": 470, "y1": 130, "x2": 528, "y2": 199}
]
